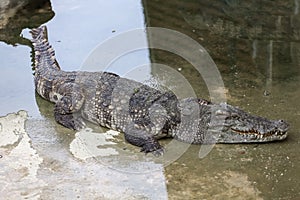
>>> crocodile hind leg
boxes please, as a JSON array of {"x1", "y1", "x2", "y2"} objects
[{"x1": 53, "y1": 82, "x2": 85, "y2": 130}]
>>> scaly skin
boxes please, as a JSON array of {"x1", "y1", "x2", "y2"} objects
[{"x1": 30, "y1": 26, "x2": 289, "y2": 155}]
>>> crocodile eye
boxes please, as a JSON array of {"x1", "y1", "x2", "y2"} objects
[{"x1": 215, "y1": 110, "x2": 230, "y2": 116}]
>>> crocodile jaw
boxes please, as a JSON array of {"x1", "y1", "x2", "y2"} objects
[
  {"x1": 210, "y1": 104, "x2": 289, "y2": 143},
  {"x1": 216, "y1": 126, "x2": 288, "y2": 143}
]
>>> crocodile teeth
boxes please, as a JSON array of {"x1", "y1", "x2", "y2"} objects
[{"x1": 260, "y1": 134, "x2": 263, "y2": 139}]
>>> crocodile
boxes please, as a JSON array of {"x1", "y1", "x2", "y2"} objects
[{"x1": 30, "y1": 26, "x2": 289, "y2": 155}]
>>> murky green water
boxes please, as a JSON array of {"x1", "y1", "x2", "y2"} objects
[{"x1": 0, "y1": 0, "x2": 299, "y2": 199}]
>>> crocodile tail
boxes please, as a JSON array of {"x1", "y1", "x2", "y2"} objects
[{"x1": 30, "y1": 25, "x2": 61, "y2": 71}]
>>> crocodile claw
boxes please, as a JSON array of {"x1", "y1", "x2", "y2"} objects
[
  {"x1": 141, "y1": 142, "x2": 164, "y2": 156},
  {"x1": 54, "y1": 113, "x2": 86, "y2": 130},
  {"x1": 71, "y1": 116, "x2": 86, "y2": 130}
]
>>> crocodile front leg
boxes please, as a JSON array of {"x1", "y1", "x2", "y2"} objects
[
  {"x1": 124, "y1": 123, "x2": 164, "y2": 156},
  {"x1": 124, "y1": 103, "x2": 169, "y2": 156},
  {"x1": 53, "y1": 82, "x2": 85, "y2": 130}
]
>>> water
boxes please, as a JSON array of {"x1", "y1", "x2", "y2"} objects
[{"x1": 0, "y1": 0, "x2": 299, "y2": 199}]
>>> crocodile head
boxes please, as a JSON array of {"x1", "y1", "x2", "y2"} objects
[{"x1": 207, "y1": 103, "x2": 289, "y2": 143}]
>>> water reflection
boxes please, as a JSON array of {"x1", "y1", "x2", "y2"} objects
[
  {"x1": 49, "y1": 0, "x2": 150, "y2": 74},
  {"x1": 143, "y1": 0, "x2": 300, "y2": 199},
  {"x1": 0, "y1": 0, "x2": 53, "y2": 46},
  {"x1": 143, "y1": 0, "x2": 300, "y2": 81}
]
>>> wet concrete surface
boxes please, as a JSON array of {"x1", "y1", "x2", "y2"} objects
[
  {"x1": 0, "y1": 0, "x2": 300, "y2": 199},
  {"x1": 0, "y1": 111, "x2": 168, "y2": 199}
]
